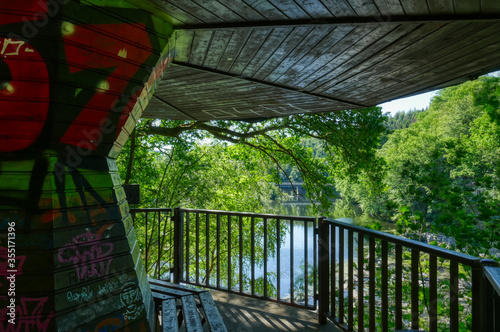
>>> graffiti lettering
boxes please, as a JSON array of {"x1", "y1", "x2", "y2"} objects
[
  {"x1": 120, "y1": 283, "x2": 143, "y2": 321},
  {"x1": 67, "y1": 286, "x2": 94, "y2": 303},
  {"x1": 57, "y1": 231, "x2": 114, "y2": 281},
  {"x1": 0, "y1": 297, "x2": 54, "y2": 332}
]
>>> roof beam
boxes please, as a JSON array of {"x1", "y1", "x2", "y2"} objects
[
  {"x1": 174, "y1": 15, "x2": 500, "y2": 30},
  {"x1": 171, "y1": 61, "x2": 369, "y2": 108}
]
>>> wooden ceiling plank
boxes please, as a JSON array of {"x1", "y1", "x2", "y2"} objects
[
  {"x1": 346, "y1": 0, "x2": 382, "y2": 16},
  {"x1": 191, "y1": 0, "x2": 247, "y2": 22},
  {"x1": 426, "y1": 0, "x2": 455, "y2": 15},
  {"x1": 266, "y1": 25, "x2": 334, "y2": 82},
  {"x1": 319, "y1": 0, "x2": 358, "y2": 17},
  {"x1": 328, "y1": 21, "x2": 477, "y2": 94},
  {"x1": 482, "y1": 0, "x2": 500, "y2": 11},
  {"x1": 168, "y1": 61, "x2": 365, "y2": 107},
  {"x1": 189, "y1": 30, "x2": 215, "y2": 66},
  {"x1": 400, "y1": 0, "x2": 430, "y2": 15},
  {"x1": 147, "y1": 1, "x2": 205, "y2": 25},
  {"x1": 242, "y1": 0, "x2": 290, "y2": 20},
  {"x1": 372, "y1": 0, "x2": 406, "y2": 16},
  {"x1": 171, "y1": 0, "x2": 226, "y2": 23},
  {"x1": 304, "y1": 24, "x2": 403, "y2": 92},
  {"x1": 352, "y1": 23, "x2": 500, "y2": 100},
  {"x1": 291, "y1": 25, "x2": 378, "y2": 89},
  {"x1": 276, "y1": 25, "x2": 358, "y2": 86},
  {"x1": 229, "y1": 28, "x2": 273, "y2": 75},
  {"x1": 202, "y1": 29, "x2": 235, "y2": 69},
  {"x1": 311, "y1": 23, "x2": 419, "y2": 93},
  {"x1": 454, "y1": 0, "x2": 481, "y2": 14},
  {"x1": 368, "y1": 49, "x2": 500, "y2": 104},
  {"x1": 319, "y1": 23, "x2": 443, "y2": 93},
  {"x1": 267, "y1": 0, "x2": 312, "y2": 19},
  {"x1": 215, "y1": 0, "x2": 269, "y2": 21},
  {"x1": 252, "y1": 26, "x2": 313, "y2": 81},
  {"x1": 173, "y1": 30, "x2": 195, "y2": 63},
  {"x1": 296, "y1": 0, "x2": 331, "y2": 18},
  {"x1": 240, "y1": 27, "x2": 294, "y2": 77},
  {"x1": 216, "y1": 29, "x2": 254, "y2": 72}
]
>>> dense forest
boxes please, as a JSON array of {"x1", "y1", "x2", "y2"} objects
[{"x1": 118, "y1": 75, "x2": 500, "y2": 261}]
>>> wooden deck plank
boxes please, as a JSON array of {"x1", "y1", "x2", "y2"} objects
[
  {"x1": 162, "y1": 299, "x2": 179, "y2": 332},
  {"x1": 182, "y1": 295, "x2": 204, "y2": 332},
  {"x1": 199, "y1": 292, "x2": 228, "y2": 332}
]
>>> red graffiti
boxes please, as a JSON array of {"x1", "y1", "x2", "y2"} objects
[
  {"x1": 0, "y1": 296, "x2": 54, "y2": 332},
  {"x1": 59, "y1": 22, "x2": 153, "y2": 149},
  {"x1": 0, "y1": 1, "x2": 48, "y2": 25},
  {"x1": 58, "y1": 231, "x2": 114, "y2": 281},
  {"x1": 0, "y1": 38, "x2": 49, "y2": 152}
]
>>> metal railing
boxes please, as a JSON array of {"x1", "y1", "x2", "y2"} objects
[
  {"x1": 318, "y1": 218, "x2": 499, "y2": 332},
  {"x1": 130, "y1": 208, "x2": 173, "y2": 280},
  {"x1": 131, "y1": 207, "x2": 500, "y2": 331},
  {"x1": 483, "y1": 264, "x2": 500, "y2": 332}
]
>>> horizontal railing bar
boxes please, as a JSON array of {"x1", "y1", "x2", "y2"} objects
[
  {"x1": 325, "y1": 218, "x2": 481, "y2": 266},
  {"x1": 484, "y1": 265, "x2": 500, "y2": 296},
  {"x1": 179, "y1": 208, "x2": 317, "y2": 223}
]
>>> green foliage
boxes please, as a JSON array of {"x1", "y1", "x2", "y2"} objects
[{"x1": 338, "y1": 76, "x2": 500, "y2": 261}]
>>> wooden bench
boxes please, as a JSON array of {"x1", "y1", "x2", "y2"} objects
[{"x1": 148, "y1": 278, "x2": 227, "y2": 332}]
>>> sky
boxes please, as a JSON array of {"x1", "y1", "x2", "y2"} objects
[
  {"x1": 378, "y1": 91, "x2": 436, "y2": 115},
  {"x1": 378, "y1": 70, "x2": 500, "y2": 115}
]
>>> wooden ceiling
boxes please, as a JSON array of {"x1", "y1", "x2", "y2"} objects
[{"x1": 143, "y1": 0, "x2": 500, "y2": 121}]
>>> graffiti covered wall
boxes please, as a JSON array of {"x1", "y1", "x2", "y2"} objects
[{"x1": 0, "y1": 0, "x2": 173, "y2": 330}]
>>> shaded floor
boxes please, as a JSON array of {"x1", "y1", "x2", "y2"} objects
[{"x1": 210, "y1": 291, "x2": 342, "y2": 332}]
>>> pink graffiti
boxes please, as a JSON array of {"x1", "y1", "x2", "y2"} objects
[
  {"x1": 0, "y1": 296, "x2": 54, "y2": 332},
  {"x1": 57, "y1": 231, "x2": 114, "y2": 281}
]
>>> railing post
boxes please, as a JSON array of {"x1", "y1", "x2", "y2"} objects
[
  {"x1": 318, "y1": 217, "x2": 329, "y2": 324},
  {"x1": 173, "y1": 207, "x2": 184, "y2": 284},
  {"x1": 478, "y1": 259, "x2": 500, "y2": 332}
]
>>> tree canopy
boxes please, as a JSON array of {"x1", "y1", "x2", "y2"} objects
[{"x1": 119, "y1": 107, "x2": 386, "y2": 212}]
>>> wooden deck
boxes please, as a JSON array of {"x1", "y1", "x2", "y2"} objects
[{"x1": 209, "y1": 291, "x2": 342, "y2": 332}]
